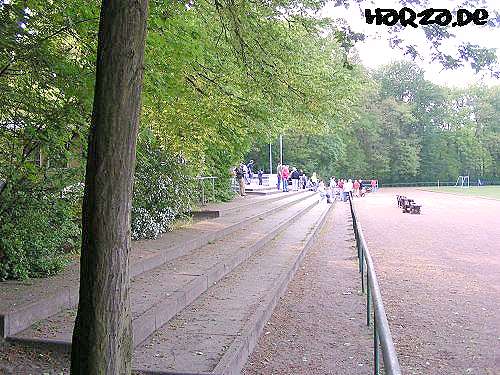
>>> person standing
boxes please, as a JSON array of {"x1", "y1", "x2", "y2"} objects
[
  {"x1": 344, "y1": 179, "x2": 353, "y2": 201},
  {"x1": 281, "y1": 165, "x2": 290, "y2": 192},
  {"x1": 353, "y1": 179, "x2": 360, "y2": 197},
  {"x1": 243, "y1": 163, "x2": 249, "y2": 185},
  {"x1": 299, "y1": 170, "x2": 305, "y2": 189},
  {"x1": 291, "y1": 167, "x2": 300, "y2": 191},
  {"x1": 329, "y1": 176, "x2": 336, "y2": 197},
  {"x1": 338, "y1": 179, "x2": 345, "y2": 201},
  {"x1": 276, "y1": 163, "x2": 282, "y2": 190},
  {"x1": 371, "y1": 179, "x2": 377, "y2": 192},
  {"x1": 247, "y1": 160, "x2": 255, "y2": 184},
  {"x1": 311, "y1": 172, "x2": 318, "y2": 191},
  {"x1": 258, "y1": 169, "x2": 264, "y2": 185},
  {"x1": 234, "y1": 163, "x2": 246, "y2": 196},
  {"x1": 317, "y1": 180, "x2": 326, "y2": 202}
]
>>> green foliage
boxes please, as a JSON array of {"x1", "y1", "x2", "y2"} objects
[
  {"x1": 0, "y1": 177, "x2": 80, "y2": 280},
  {"x1": 0, "y1": 0, "x2": 95, "y2": 280},
  {"x1": 131, "y1": 133, "x2": 196, "y2": 240},
  {"x1": 250, "y1": 61, "x2": 499, "y2": 184},
  {"x1": 338, "y1": 62, "x2": 500, "y2": 183}
]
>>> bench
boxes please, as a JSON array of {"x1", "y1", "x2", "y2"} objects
[{"x1": 397, "y1": 195, "x2": 421, "y2": 214}]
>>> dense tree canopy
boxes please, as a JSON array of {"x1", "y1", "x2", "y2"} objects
[
  {"x1": 1, "y1": 0, "x2": 499, "y2": 279},
  {"x1": 0, "y1": 0, "x2": 364, "y2": 279},
  {"x1": 251, "y1": 61, "x2": 499, "y2": 184}
]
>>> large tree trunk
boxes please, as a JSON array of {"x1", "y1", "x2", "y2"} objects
[{"x1": 71, "y1": 1, "x2": 148, "y2": 374}]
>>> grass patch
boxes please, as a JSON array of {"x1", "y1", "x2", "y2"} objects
[{"x1": 422, "y1": 186, "x2": 500, "y2": 200}]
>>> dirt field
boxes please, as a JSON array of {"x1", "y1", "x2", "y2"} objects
[{"x1": 355, "y1": 188, "x2": 500, "y2": 375}]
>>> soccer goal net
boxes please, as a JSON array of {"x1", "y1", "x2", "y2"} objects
[{"x1": 455, "y1": 175, "x2": 470, "y2": 188}]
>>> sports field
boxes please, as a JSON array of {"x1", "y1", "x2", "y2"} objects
[
  {"x1": 422, "y1": 185, "x2": 500, "y2": 199},
  {"x1": 355, "y1": 188, "x2": 500, "y2": 374}
]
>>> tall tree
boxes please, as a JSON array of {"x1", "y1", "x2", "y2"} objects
[{"x1": 70, "y1": 1, "x2": 149, "y2": 374}]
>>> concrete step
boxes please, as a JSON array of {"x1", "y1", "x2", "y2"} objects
[
  {"x1": 242, "y1": 201, "x2": 372, "y2": 375},
  {"x1": 131, "y1": 200, "x2": 335, "y2": 374},
  {"x1": 0, "y1": 191, "x2": 315, "y2": 339},
  {"x1": 246, "y1": 189, "x2": 287, "y2": 196},
  {"x1": 8, "y1": 194, "x2": 321, "y2": 350},
  {"x1": 191, "y1": 189, "x2": 307, "y2": 219},
  {"x1": 245, "y1": 185, "x2": 276, "y2": 192}
]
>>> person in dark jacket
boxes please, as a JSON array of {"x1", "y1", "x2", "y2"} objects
[
  {"x1": 234, "y1": 163, "x2": 246, "y2": 196},
  {"x1": 247, "y1": 160, "x2": 255, "y2": 184},
  {"x1": 291, "y1": 167, "x2": 300, "y2": 191},
  {"x1": 258, "y1": 169, "x2": 264, "y2": 185}
]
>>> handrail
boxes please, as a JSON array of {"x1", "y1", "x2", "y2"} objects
[
  {"x1": 349, "y1": 196, "x2": 402, "y2": 375},
  {"x1": 195, "y1": 176, "x2": 217, "y2": 206}
]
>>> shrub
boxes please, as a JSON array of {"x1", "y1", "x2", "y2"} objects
[
  {"x1": 131, "y1": 135, "x2": 196, "y2": 240},
  {"x1": 0, "y1": 176, "x2": 80, "y2": 280}
]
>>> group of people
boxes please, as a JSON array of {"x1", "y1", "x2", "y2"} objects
[
  {"x1": 233, "y1": 160, "x2": 265, "y2": 196},
  {"x1": 316, "y1": 177, "x2": 379, "y2": 202},
  {"x1": 276, "y1": 164, "x2": 305, "y2": 192},
  {"x1": 233, "y1": 160, "x2": 378, "y2": 200}
]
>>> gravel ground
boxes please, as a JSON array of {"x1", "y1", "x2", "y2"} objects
[
  {"x1": 243, "y1": 201, "x2": 374, "y2": 375},
  {"x1": 0, "y1": 338, "x2": 69, "y2": 374},
  {"x1": 355, "y1": 188, "x2": 500, "y2": 375}
]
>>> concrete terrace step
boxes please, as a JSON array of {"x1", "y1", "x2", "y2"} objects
[
  {"x1": 8, "y1": 194, "x2": 321, "y2": 349},
  {"x1": 192, "y1": 189, "x2": 307, "y2": 219},
  {"x1": 131, "y1": 200, "x2": 335, "y2": 375},
  {"x1": 245, "y1": 188, "x2": 283, "y2": 196},
  {"x1": 0, "y1": 191, "x2": 315, "y2": 338},
  {"x1": 244, "y1": 185, "x2": 276, "y2": 192}
]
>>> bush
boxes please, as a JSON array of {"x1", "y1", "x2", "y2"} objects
[
  {"x1": 0, "y1": 178, "x2": 80, "y2": 280},
  {"x1": 131, "y1": 135, "x2": 196, "y2": 240}
]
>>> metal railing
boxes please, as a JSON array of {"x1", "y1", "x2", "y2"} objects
[
  {"x1": 348, "y1": 197, "x2": 402, "y2": 375},
  {"x1": 195, "y1": 176, "x2": 217, "y2": 206},
  {"x1": 381, "y1": 181, "x2": 455, "y2": 187},
  {"x1": 380, "y1": 181, "x2": 500, "y2": 188}
]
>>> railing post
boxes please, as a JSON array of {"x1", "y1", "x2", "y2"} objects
[
  {"x1": 212, "y1": 177, "x2": 215, "y2": 202},
  {"x1": 367, "y1": 273, "x2": 371, "y2": 326},
  {"x1": 201, "y1": 179, "x2": 205, "y2": 205},
  {"x1": 360, "y1": 250, "x2": 365, "y2": 294},
  {"x1": 357, "y1": 240, "x2": 362, "y2": 272},
  {"x1": 374, "y1": 312, "x2": 380, "y2": 375}
]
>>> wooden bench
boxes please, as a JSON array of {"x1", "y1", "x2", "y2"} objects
[
  {"x1": 396, "y1": 195, "x2": 407, "y2": 208},
  {"x1": 409, "y1": 204, "x2": 421, "y2": 214},
  {"x1": 397, "y1": 195, "x2": 421, "y2": 214}
]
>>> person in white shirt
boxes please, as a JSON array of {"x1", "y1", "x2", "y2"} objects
[
  {"x1": 329, "y1": 177, "x2": 336, "y2": 197},
  {"x1": 317, "y1": 181, "x2": 326, "y2": 202},
  {"x1": 343, "y1": 179, "x2": 353, "y2": 201}
]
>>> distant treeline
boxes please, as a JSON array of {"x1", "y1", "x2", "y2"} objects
[{"x1": 249, "y1": 61, "x2": 499, "y2": 184}]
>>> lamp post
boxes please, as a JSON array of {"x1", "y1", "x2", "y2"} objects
[
  {"x1": 269, "y1": 143, "x2": 272, "y2": 174},
  {"x1": 279, "y1": 135, "x2": 283, "y2": 165}
]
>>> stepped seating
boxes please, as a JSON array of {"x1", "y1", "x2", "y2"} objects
[
  {"x1": 2, "y1": 189, "x2": 334, "y2": 375},
  {"x1": 0, "y1": 190, "x2": 311, "y2": 339},
  {"x1": 191, "y1": 189, "x2": 304, "y2": 220}
]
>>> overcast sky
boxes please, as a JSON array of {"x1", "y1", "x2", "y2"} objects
[{"x1": 321, "y1": 0, "x2": 500, "y2": 88}]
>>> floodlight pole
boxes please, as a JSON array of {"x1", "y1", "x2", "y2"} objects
[
  {"x1": 279, "y1": 135, "x2": 283, "y2": 165},
  {"x1": 269, "y1": 143, "x2": 272, "y2": 174}
]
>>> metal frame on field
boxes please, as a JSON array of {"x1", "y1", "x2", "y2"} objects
[{"x1": 348, "y1": 196, "x2": 402, "y2": 375}]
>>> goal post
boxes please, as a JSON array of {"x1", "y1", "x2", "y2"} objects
[{"x1": 455, "y1": 175, "x2": 470, "y2": 188}]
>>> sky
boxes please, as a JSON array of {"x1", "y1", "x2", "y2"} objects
[{"x1": 320, "y1": 0, "x2": 500, "y2": 88}]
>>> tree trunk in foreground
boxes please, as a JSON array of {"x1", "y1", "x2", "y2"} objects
[{"x1": 71, "y1": 1, "x2": 148, "y2": 374}]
